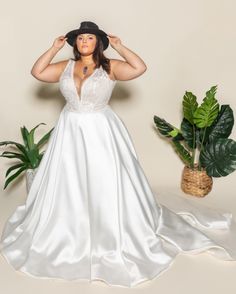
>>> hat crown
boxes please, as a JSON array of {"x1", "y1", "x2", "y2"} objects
[{"x1": 80, "y1": 21, "x2": 99, "y2": 30}]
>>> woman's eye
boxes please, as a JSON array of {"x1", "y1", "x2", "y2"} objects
[{"x1": 78, "y1": 36, "x2": 93, "y2": 41}]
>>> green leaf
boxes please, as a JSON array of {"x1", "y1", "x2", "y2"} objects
[
  {"x1": 181, "y1": 118, "x2": 200, "y2": 149},
  {"x1": 172, "y1": 141, "x2": 192, "y2": 165},
  {"x1": 27, "y1": 148, "x2": 40, "y2": 168},
  {"x1": 193, "y1": 85, "x2": 220, "y2": 128},
  {"x1": 182, "y1": 91, "x2": 198, "y2": 124},
  {"x1": 199, "y1": 138, "x2": 236, "y2": 177},
  {"x1": 5, "y1": 162, "x2": 27, "y2": 177},
  {"x1": 0, "y1": 141, "x2": 28, "y2": 158},
  {"x1": 3, "y1": 164, "x2": 27, "y2": 189},
  {"x1": 153, "y1": 116, "x2": 184, "y2": 140},
  {"x1": 36, "y1": 127, "x2": 54, "y2": 148},
  {"x1": 21, "y1": 126, "x2": 30, "y2": 150},
  {"x1": 28, "y1": 123, "x2": 46, "y2": 150},
  {"x1": 204, "y1": 105, "x2": 234, "y2": 142},
  {"x1": 153, "y1": 116, "x2": 175, "y2": 137},
  {"x1": 0, "y1": 151, "x2": 27, "y2": 162},
  {"x1": 168, "y1": 128, "x2": 184, "y2": 141},
  {"x1": 168, "y1": 129, "x2": 179, "y2": 137}
]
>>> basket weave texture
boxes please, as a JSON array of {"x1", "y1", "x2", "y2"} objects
[{"x1": 181, "y1": 164, "x2": 213, "y2": 197}]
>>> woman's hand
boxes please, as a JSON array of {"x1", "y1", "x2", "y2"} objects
[
  {"x1": 52, "y1": 36, "x2": 68, "y2": 50},
  {"x1": 107, "y1": 34, "x2": 122, "y2": 50}
]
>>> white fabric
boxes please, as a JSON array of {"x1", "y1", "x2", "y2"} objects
[{"x1": 1, "y1": 59, "x2": 236, "y2": 288}]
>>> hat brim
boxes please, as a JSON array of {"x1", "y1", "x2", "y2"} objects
[{"x1": 65, "y1": 28, "x2": 109, "y2": 50}]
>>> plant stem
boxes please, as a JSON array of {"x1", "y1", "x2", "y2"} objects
[
  {"x1": 191, "y1": 125, "x2": 196, "y2": 168},
  {"x1": 198, "y1": 127, "x2": 207, "y2": 170},
  {"x1": 192, "y1": 148, "x2": 196, "y2": 168}
]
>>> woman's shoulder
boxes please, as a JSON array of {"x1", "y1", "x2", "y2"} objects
[
  {"x1": 105, "y1": 59, "x2": 118, "y2": 81},
  {"x1": 61, "y1": 58, "x2": 73, "y2": 67},
  {"x1": 108, "y1": 59, "x2": 125, "y2": 80},
  {"x1": 109, "y1": 58, "x2": 119, "y2": 68},
  {"x1": 58, "y1": 59, "x2": 73, "y2": 72}
]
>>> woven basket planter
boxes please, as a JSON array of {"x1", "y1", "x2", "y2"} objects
[{"x1": 181, "y1": 164, "x2": 213, "y2": 197}]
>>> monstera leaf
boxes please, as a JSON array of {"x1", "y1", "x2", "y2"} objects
[
  {"x1": 181, "y1": 118, "x2": 201, "y2": 149},
  {"x1": 172, "y1": 141, "x2": 191, "y2": 165},
  {"x1": 203, "y1": 105, "x2": 234, "y2": 143},
  {"x1": 182, "y1": 91, "x2": 198, "y2": 125},
  {"x1": 154, "y1": 116, "x2": 184, "y2": 141},
  {"x1": 199, "y1": 138, "x2": 236, "y2": 177},
  {"x1": 193, "y1": 86, "x2": 220, "y2": 128}
]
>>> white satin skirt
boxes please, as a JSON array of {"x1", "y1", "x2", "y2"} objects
[{"x1": 1, "y1": 104, "x2": 236, "y2": 288}]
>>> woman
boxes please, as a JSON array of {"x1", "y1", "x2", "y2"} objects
[{"x1": 1, "y1": 21, "x2": 236, "y2": 288}]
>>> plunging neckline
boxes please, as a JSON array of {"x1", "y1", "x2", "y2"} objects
[{"x1": 71, "y1": 60, "x2": 100, "y2": 100}]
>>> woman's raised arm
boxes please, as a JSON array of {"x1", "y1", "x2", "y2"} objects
[
  {"x1": 107, "y1": 34, "x2": 147, "y2": 81},
  {"x1": 30, "y1": 36, "x2": 68, "y2": 83}
]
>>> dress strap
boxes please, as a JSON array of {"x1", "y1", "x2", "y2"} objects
[{"x1": 59, "y1": 59, "x2": 73, "y2": 80}]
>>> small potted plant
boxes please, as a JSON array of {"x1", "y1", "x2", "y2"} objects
[
  {"x1": 0, "y1": 123, "x2": 54, "y2": 192},
  {"x1": 153, "y1": 85, "x2": 236, "y2": 197}
]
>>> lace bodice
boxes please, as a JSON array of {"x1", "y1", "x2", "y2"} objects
[{"x1": 59, "y1": 59, "x2": 116, "y2": 112}]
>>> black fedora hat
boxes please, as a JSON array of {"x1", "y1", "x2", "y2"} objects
[{"x1": 65, "y1": 21, "x2": 109, "y2": 50}]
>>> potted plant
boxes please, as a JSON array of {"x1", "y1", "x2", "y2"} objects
[
  {"x1": 153, "y1": 85, "x2": 236, "y2": 197},
  {"x1": 0, "y1": 123, "x2": 54, "y2": 192}
]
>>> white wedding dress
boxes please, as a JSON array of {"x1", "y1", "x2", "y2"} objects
[{"x1": 1, "y1": 58, "x2": 236, "y2": 287}]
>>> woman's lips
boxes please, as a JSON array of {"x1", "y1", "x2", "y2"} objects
[{"x1": 82, "y1": 45, "x2": 88, "y2": 48}]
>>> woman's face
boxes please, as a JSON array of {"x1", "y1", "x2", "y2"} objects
[{"x1": 76, "y1": 33, "x2": 97, "y2": 55}]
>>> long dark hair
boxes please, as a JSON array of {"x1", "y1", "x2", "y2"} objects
[{"x1": 71, "y1": 34, "x2": 111, "y2": 74}]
